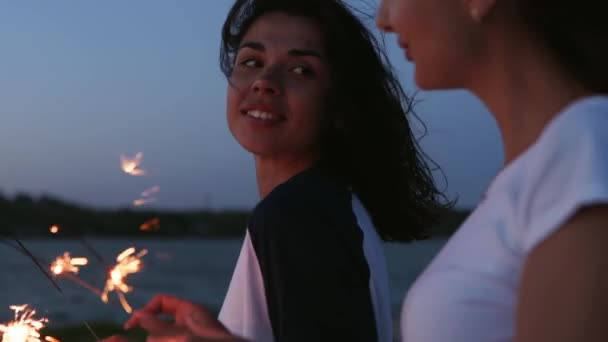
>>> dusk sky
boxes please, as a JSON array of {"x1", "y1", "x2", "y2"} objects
[{"x1": 0, "y1": 0, "x2": 503, "y2": 210}]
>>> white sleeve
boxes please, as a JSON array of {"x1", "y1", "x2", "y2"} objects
[{"x1": 521, "y1": 111, "x2": 608, "y2": 253}]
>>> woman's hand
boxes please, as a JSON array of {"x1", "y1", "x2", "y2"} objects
[{"x1": 102, "y1": 294, "x2": 246, "y2": 342}]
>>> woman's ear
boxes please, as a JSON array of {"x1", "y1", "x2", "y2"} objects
[{"x1": 464, "y1": 0, "x2": 497, "y2": 22}]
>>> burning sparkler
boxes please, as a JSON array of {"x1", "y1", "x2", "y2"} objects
[
  {"x1": 0, "y1": 305, "x2": 58, "y2": 342},
  {"x1": 120, "y1": 153, "x2": 146, "y2": 176},
  {"x1": 50, "y1": 253, "x2": 88, "y2": 275},
  {"x1": 49, "y1": 252, "x2": 101, "y2": 296},
  {"x1": 101, "y1": 247, "x2": 147, "y2": 314}
]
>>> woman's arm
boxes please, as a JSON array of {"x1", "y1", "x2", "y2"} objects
[{"x1": 516, "y1": 205, "x2": 608, "y2": 342}]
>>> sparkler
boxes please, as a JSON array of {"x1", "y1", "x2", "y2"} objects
[
  {"x1": 0, "y1": 305, "x2": 58, "y2": 342},
  {"x1": 120, "y1": 153, "x2": 146, "y2": 176},
  {"x1": 101, "y1": 247, "x2": 147, "y2": 314},
  {"x1": 3, "y1": 150, "x2": 158, "y2": 340},
  {"x1": 49, "y1": 253, "x2": 101, "y2": 296},
  {"x1": 0, "y1": 239, "x2": 100, "y2": 341},
  {"x1": 0, "y1": 239, "x2": 96, "y2": 295},
  {"x1": 50, "y1": 252, "x2": 88, "y2": 275},
  {"x1": 12, "y1": 239, "x2": 62, "y2": 294}
]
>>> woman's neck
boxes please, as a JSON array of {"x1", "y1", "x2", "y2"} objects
[
  {"x1": 254, "y1": 154, "x2": 319, "y2": 199},
  {"x1": 468, "y1": 32, "x2": 589, "y2": 165}
]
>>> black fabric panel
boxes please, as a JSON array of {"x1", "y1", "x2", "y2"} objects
[{"x1": 248, "y1": 166, "x2": 377, "y2": 342}]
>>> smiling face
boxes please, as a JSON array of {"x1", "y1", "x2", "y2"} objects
[
  {"x1": 226, "y1": 12, "x2": 331, "y2": 163},
  {"x1": 376, "y1": 0, "x2": 485, "y2": 89}
]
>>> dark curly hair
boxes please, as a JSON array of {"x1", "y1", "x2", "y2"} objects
[{"x1": 220, "y1": 0, "x2": 452, "y2": 241}]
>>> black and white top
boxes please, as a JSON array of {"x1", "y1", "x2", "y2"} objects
[{"x1": 218, "y1": 166, "x2": 392, "y2": 342}]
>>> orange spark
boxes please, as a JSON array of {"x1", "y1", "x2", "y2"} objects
[
  {"x1": 50, "y1": 253, "x2": 88, "y2": 276},
  {"x1": 139, "y1": 218, "x2": 160, "y2": 232},
  {"x1": 120, "y1": 153, "x2": 146, "y2": 176},
  {"x1": 48, "y1": 226, "x2": 59, "y2": 235},
  {"x1": 0, "y1": 305, "x2": 59, "y2": 342},
  {"x1": 101, "y1": 247, "x2": 147, "y2": 313}
]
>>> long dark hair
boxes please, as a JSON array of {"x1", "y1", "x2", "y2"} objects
[
  {"x1": 520, "y1": 0, "x2": 608, "y2": 93},
  {"x1": 220, "y1": 0, "x2": 452, "y2": 241}
]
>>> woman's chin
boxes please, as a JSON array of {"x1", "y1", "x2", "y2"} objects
[{"x1": 239, "y1": 142, "x2": 279, "y2": 157}]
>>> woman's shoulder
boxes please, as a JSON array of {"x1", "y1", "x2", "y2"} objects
[
  {"x1": 257, "y1": 167, "x2": 349, "y2": 214},
  {"x1": 505, "y1": 95, "x2": 608, "y2": 253},
  {"x1": 248, "y1": 167, "x2": 356, "y2": 237},
  {"x1": 493, "y1": 95, "x2": 608, "y2": 187}
]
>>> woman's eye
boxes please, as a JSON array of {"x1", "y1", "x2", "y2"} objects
[
  {"x1": 239, "y1": 58, "x2": 260, "y2": 68},
  {"x1": 292, "y1": 66, "x2": 313, "y2": 76}
]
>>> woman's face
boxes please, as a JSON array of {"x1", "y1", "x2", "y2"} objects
[
  {"x1": 226, "y1": 12, "x2": 330, "y2": 162},
  {"x1": 376, "y1": 0, "x2": 485, "y2": 89}
]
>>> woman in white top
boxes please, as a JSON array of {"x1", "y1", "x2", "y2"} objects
[{"x1": 375, "y1": 0, "x2": 608, "y2": 341}]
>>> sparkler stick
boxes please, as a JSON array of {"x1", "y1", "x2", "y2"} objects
[
  {"x1": 61, "y1": 274, "x2": 102, "y2": 297},
  {"x1": 13, "y1": 238, "x2": 63, "y2": 295},
  {"x1": 49, "y1": 253, "x2": 102, "y2": 297},
  {"x1": 0, "y1": 239, "x2": 101, "y2": 295},
  {"x1": 45, "y1": 226, "x2": 109, "y2": 269},
  {"x1": 76, "y1": 237, "x2": 108, "y2": 269}
]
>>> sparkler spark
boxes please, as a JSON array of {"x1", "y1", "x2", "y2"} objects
[
  {"x1": 120, "y1": 153, "x2": 146, "y2": 176},
  {"x1": 140, "y1": 186, "x2": 160, "y2": 198},
  {"x1": 133, "y1": 185, "x2": 160, "y2": 207},
  {"x1": 139, "y1": 218, "x2": 160, "y2": 232},
  {"x1": 0, "y1": 305, "x2": 58, "y2": 342},
  {"x1": 50, "y1": 253, "x2": 88, "y2": 275},
  {"x1": 101, "y1": 247, "x2": 147, "y2": 314},
  {"x1": 133, "y1": 198, "x2": 157, "y2": 207},
  {"x1": 48, "y1": 226, "x2": 59, "y2": 235}
]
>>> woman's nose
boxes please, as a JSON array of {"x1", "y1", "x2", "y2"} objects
[
  {"x1": 376, "y1": 1, "x2": 394, "y2": 32},
  {"x1": 251, "y1": 73, "x2": 282, "y2": 96}
]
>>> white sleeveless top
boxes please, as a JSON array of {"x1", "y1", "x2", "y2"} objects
[{"x1": 401, "y1": 96, "x2": 608, "y2": 341}]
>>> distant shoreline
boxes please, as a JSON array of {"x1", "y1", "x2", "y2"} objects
[{"x1": 0, "y1": 192, "x2": 470, "y2": 238}]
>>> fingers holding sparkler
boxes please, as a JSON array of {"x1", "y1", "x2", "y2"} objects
[{"x1": 121, "y1": 294, "x2": 241, "y2": 342}]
